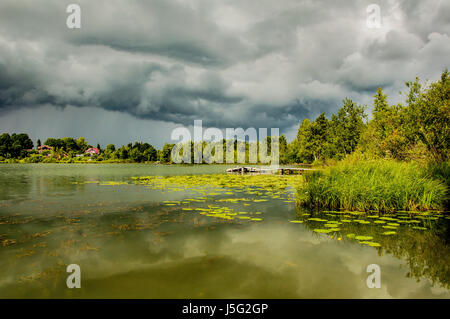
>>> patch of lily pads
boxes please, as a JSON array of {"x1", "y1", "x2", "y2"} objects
[
  {"x1": 92, "y1": 173, "x2": 447, "y2": 249},
  {"x1": 124, "y1": 173, "x2": 304, "y2": 224},
  {"x1": 296, "y1": 208, "x2": 448, "y2": 249}
]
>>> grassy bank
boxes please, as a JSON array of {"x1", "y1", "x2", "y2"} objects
[
  {"x1": 297, "y1": 160, "x2": 448, "y2": 212},
  {"x1": 0, "y1": 158, "x2": 153, "y2": 164}
]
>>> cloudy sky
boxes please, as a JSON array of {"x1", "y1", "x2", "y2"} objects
[{"x1": 0, "y1": 0, "x2": 448, "y2": 148}]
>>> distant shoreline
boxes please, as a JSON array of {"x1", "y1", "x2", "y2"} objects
[{"x1": 0, "y1": 161, "x2": 312, "y2": 166}]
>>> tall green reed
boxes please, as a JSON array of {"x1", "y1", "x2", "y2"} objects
[{"x1": 298, "y1": 160, "x2": 448, "y2": 212}]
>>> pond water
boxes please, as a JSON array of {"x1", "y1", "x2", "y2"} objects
[{"x1": 0, "y1": 164, "x2": 449, "y2": 298}]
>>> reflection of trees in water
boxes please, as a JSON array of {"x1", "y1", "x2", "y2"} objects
[
  {"x1": 378, "y1": 224, "x2": 450, "y2": 289},
  {"x1": 0, "y1": 167, "x2": 32, "y2": 201},
  {"x1": 0, "y1": 167, "x2": 90, "y2": 201},
  {"x1": 299, "y1": 210, "x2": 450, "y2": 289},
  {"x1": 36, "y1": 175, "x2": 85, "y2": 197}
]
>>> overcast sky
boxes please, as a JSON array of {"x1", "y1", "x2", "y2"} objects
[{"x1": 0, "y1": 0, "x2": 448, "y2": 148}]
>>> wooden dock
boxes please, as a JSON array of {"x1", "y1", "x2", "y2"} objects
[{"x1": 226, "y1": 166, "x2": 315, "y2": 175}]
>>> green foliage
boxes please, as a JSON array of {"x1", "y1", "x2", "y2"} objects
[
  {"x1": 428, "y1": 161, "x2": 450, "y2": 186},
  {"x1": 22, "y1": 154, "x2": 45, "y2": 163},
  {"x1": 44, "y1": 137, "x2": 81, "y2": 153},
  {"x1": 291, "y1": 118, "x2": 314, "y2": 163},
  {"x1": 428, "y1": 161, "x2": 450, "y2": 208},
  {"x1": 331, "y1": 98, "x2": 366, "y2": 157},
  {"x1": 44, "y1": 138, "x2": 63, "y2": 149},
  {"x1": 76, "y1": 137, "x2": 89, "y2": 152},
  {"x1": 290, "y1": 99, "x2": 366, "y2": 163},
  {"x1": 106, "y1": 144, "x2": 115, "y2": 152},
  {"x1": 309, "y1": 113, "x2": 329, "y2": 161},
  {"x1": 359, "y1": 89, "x2": 409, "y2": 160},
  {"x1": 297, "y1": 160, "x2": 447, "y2": 212},
  {"x1": 405, "y1": 69, "x2": 450, "y2": 163},
  {"x1": 160, "y1": 143, "x2": 175, "y2": 163},
  {"x1": 0, "y1": 133, "x2": 33, "y2": 158},
  {"x1": 290, "y1": 69, "x2": 449, "y2": 164},
  {"x1": 1, "y1": 134, "x2": 159, "y2": 163},
  {"x1": 278, "y1": 134, "x2": 288, "y2": 164}
]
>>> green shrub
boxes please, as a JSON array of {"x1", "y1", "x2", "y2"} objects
[
  {"x1": 298, "y1": 160, "x2": 447, "y2": 212},
  {"x1": 42, "y1": 157, "x2": 58, "y2": 163},
  {"x1": 22, "y1": 154, "x2": 44, "y2": 163}
]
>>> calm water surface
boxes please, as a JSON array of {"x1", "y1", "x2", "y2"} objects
[{"x1": 0, "y1": 164, "x2": 449, "y2": 298}]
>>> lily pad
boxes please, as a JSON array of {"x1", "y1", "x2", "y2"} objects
[
  {"x1": 360, "y1": 241, "x2": 381, "y2": 247},
  {"x1": 355, "y1": 235, "x2": 373, "y2": 241}
]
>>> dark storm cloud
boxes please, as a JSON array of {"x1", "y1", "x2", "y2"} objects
[
  {"x1": 399, "y1": 0, "x2": 450, "y2": 40},
  {"x1": 0, "y1": 0, "x2": 448, "y2": 136}
]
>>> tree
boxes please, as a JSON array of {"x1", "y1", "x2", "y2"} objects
[
  {"x1": 118, "y1": 147, "x2": 129, "y2": 160},
  {"x1": 406, "y1": 69, "x2": 450, "y2": 162},
  {"x1": 44, "y1": 138, "x2": 63, "y2": 149},
  {"x1": 294, "y1": 118, "x2": 315, "y2": 163},
  {"x1": 0, "y1": 133, "x2": 12, "y2": 158},
  {"x1": 372, "y1": 87, "x2": 390, "y2": 139},
  {"x1": 310, "y1": 113, "x2": 330, "y2": 161},
  {"x1": 405, "y1": 77, "x2": 422, "y2": 106},
  {"x1": 331, "y1": 98, "x2": 366, "y2": 157},
  {"x1": 76, "y1": 137, "x2": 88, "y2": 152},
  {"x1": 10, "y1": 133, "x2": 33, "y2": 158},
  {"x1": 129, "y1": 147, "x2": 144, "y2": 162},
  {"x1": 160, "y1": 143, "x2": 175, "y2": 163},
  {"x1": 292, "y1": 113, "x2": 332, "y2": 163},
  {"x1": 360, "y1": 88, "x2": 412, "y2": 160},
  {"x1": 279, "y1": 134, "x2": 288, "y2": 164},
  {"x1": 62, "y1": 137, "x2": 79, "y2": 152},
  {"x1": 0, "y1": 133, "x2": 33, "y2": 158},
  {"x1": 143, "y1": 144, "x2": 157, "y2": 161},
  {"x1": 106, "y1": 144, "x2": 115, "y2": 152}
]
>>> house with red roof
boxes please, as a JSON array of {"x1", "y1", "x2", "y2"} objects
[{"x1": 85, "y1": 147, "x2": 100, "y2": 156}]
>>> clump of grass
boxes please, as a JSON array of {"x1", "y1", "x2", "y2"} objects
[
  {"x1": 428, "y1": 161, "x2": 450, "y2": 186},
  {"x1": 428, "y1": 161, "x2": 450, "y2": 209},
  {"x1": 297, "y1": 160, "x2": 447, "y2": 212}
]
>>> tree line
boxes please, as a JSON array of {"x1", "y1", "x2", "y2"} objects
[
  {"x1": 0, "y1": 134, "x2": 160, "y2": 163},
  {"x1": 1, "y1": 70, "x2": 448, "y2": 164},
  {"x1": 288, "y1": 69, "x2": 449, "y2": 164}
]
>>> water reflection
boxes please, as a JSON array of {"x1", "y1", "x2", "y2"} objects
[
  {"x1": 297, "y1": 209, "x2": 450, "y2": 290},
  {"x1": 2, "y1": 218, "x2": 449, "y2": 298},
  {"x1": 0, "y1": 164, "x2": 449, "y2": 298},
  {"x1": 0, "y1": 164, "x2": 32, "y2": 201}
]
